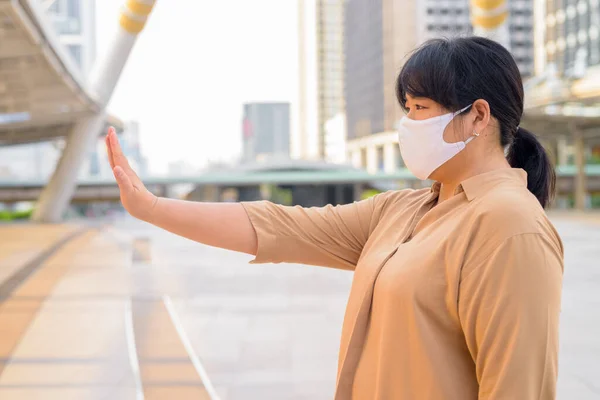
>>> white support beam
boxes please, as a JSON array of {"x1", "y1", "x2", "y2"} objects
[{"x1": 32, "y1": 0, "x2": 157, "y2": 223}]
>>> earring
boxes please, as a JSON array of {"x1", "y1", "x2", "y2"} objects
[{"x1": 473, "y1": 130, "x2": 480, "y2": 137}]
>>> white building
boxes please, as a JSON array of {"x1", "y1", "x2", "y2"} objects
[
  {"x1": 44, "y1": 0, "x2": 97, "y2": 77},
  {"x1": 324, "y1": 113, "x2": 347, "y2": 164},
  {"x1": 294, "y1": 0, "x2": 345, "y2": 161},
  {"x1": 0, "y1": 0, "x2": 97, "y2": 181}
]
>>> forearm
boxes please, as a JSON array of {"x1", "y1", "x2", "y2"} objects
[{"x1": 146, "y1": 197, "x2": 258, "y2": 255}]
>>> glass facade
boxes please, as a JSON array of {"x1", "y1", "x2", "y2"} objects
[
  {"x1": 317, "y1": 0, "x2": 345, "y2": 156},
  {"x1": 344, "y1": 0, "x2": 385, "y2": 140},
  {"x1": 43, "y1": 0, "x2": 95, "y2": 73},
  {"x1": 242, "y1": 103, "x2": 291, "y2": 162},
  {"x1": 423, "y1": 0, "x2": 534, "y2": 77},
  {"x1": 546, "y1": 0, "x2": 600, "y2": 76}
]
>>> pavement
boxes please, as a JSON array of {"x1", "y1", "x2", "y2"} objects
[{"x1": 0, "y1": 214, "x2": 598, "y2": 400}]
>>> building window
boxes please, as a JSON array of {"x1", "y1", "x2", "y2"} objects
[
  {"x1": 67, "y1": 0, "x2": 80, "y2": 19},
  {"x1": 377, "y1": 146, "x2": 385, "y2": 172},
  {"x1": 360, "y1": 148, "x2": 367, "y2": 169},
  {"x1": 394, "y1": 145, "x2": 404, "y2": 169},
  {"x1": 67, "y1": 44, "x2": 82, "y2": 67},
  {"x1": 49, "y1": 1, "x2": 60, "y2": 13}
]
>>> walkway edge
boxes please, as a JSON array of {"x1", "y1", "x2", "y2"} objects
[
  {"x1": 163, "y1": 295, "x2": 221, "y2": 400},
  {"x1": 0, "y1": 225, "x2": 92, "y2": 300}
]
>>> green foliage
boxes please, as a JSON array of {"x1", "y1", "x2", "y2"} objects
[
  {"x1": 361, "y1": 189, "x2": 382, "y2": 200},
  {"x1": 269, "y1": 185, "x2": 293, "y2": 205},
  {"x1": 0, "y1": 209, "x2": 33, "y2": 221}
]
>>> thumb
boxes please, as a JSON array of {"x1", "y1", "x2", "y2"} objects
[{"x1": 113, "y1": 166, "x2": 134, "y2": 193}]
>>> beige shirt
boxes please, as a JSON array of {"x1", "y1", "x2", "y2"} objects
[{"x1": 241, "y1": 168, "x2": 564, "y2": 400}]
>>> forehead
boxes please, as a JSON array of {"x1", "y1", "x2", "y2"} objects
[{"x1": 405, "y1": 94, "x2": 433, "y2": 102}]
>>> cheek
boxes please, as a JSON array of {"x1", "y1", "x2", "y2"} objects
[{"x1": 443, "y1": 120, "x2": 467, "y2": 143}]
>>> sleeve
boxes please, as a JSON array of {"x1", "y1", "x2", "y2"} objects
[
  {"x1": 240, "y1": 192, "x2": 393, "y2": 270},
  {"x1": 458, "y1": 233, "x2": 564, "y2": 400}
]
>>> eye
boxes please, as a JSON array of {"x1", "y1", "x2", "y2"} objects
[{"x1": 406, "y1": 104, "x2": 426, "y2": 112}]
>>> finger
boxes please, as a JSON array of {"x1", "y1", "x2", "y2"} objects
[
  {"x1": 108, "y1": 129, "x2": 143, "y2": 185},
  {"x1": 108, "y1": 128, "x2": 130, "y2": 169},
  {"x1": 113, "y1": 166, "x2": 134, "y2": 194},
  {"x1": 106, "y1": 127, "x2": 116, "y2": 170},
  {"x1": 107, "y1": 127, "x2": 146, "y2": 189}
]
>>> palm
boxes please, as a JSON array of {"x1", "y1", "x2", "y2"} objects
[{"x1": 105, "y1": 127, "x2": 156, "y2": 220}]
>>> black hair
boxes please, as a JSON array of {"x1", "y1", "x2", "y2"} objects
[{"x1": 396, "y1": 36, "x2": 555, "y2": 208}]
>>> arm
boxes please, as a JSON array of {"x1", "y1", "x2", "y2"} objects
[
  {"x1": 149, "y1": 199, "x2": 257, "y2": 255},
  {"x1": 238, "y1": 194, "x2": 387, "y2": 269},
  {"x1": 458, "y1": 233, "x2": 563, "y2": 399},
  {"x1": 106, "y1": 127, "x2": 387, "y2": 268},
  {"x1": 106, "y1": 128, "x2": 256, "y2": 255}
]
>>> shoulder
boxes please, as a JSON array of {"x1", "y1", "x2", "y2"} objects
[
  {"x1": 365, "y1": 187, "x2": 431, "y2": 218},
  {"x1": 362, "y1": 187, "x2": 432, "y2": 230},
  {"x1": 466, "y1": 186, "x2": 563, "y2": 260},
  {"x1": 372, "y1": 187, "x2": 431, "y2": 208},
  {"x1": 471, "y1": 187, "x2": 547, "y2": 235}
]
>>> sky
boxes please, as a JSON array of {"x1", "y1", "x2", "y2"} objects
[{"x1": 95, "y1": 0, "x2": 299, "y2": 175}]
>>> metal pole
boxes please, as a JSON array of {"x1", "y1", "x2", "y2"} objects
[
  {"x1": 33, "y1": 0, "x2": 157, "y2": 223},
  {"x1": 469, "y1": 0, "x2": 511, "y2": 50},
  {"x1": 572, "y1": 125, "x2": 587, "y2": 211}
]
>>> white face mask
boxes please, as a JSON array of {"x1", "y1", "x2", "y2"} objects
[{"x1": 397, "y1": 104, "x2": 478, "y2": 180}]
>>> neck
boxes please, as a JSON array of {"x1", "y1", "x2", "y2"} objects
[{"x1": 437, "y1": 156, "x2": 511, "y2": 203}]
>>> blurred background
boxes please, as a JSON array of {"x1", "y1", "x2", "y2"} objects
[{"x1": 0, "y1": 0, "x2": 598, "y2": 399}]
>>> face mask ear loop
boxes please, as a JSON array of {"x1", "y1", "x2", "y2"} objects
[
  {"x1": 454, "y1": 104, "x2": 473, "y2": 117},
  {"x1": 464, "y1": 130, "x2": 480, "y2": 145}
]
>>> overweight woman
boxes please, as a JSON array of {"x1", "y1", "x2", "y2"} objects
[{"x1": 106, "y1": 37, "x2": 563, "y2": 399}]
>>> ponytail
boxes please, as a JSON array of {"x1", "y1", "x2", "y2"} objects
[{"x1": 506, "y1": 128, "x2": 556, "y2": 208}]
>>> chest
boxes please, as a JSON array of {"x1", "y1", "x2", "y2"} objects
[{"x1": 354, "y1": 202, "x2": 473, "y2": 319}]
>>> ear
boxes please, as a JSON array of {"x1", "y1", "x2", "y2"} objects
[{"x1": 471, "y1": 99, "x2": 491, "y2": 135}]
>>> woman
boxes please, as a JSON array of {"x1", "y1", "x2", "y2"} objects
[{"x1": 106, "y1": 37, "x2": 563, "y2": 399}]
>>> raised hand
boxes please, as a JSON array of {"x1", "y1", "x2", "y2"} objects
[{"x1": 105, "y1": 127, "x2": 158, "y2": 221}]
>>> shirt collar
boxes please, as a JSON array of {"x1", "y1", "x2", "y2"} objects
[{"x1": 430, "y1": 168, "x2": 528, "y2": 201}]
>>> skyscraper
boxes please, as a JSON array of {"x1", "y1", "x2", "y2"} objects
[
  {"x1": 295, "y1": 0, "x2": 345, "y2": 160},
  {"x1": 242, "y1": 103, "x2": 291, "y2": 163},
  {"x1": 344, "y1": 0, "x2": 418, "y2": 141},
  {"x1": 344, "y1": 0, "x2": 418, "y2": 173},
  {"x1": 542, "y1": 0, "x2": 600, "y2": 77},
  {"x1": 419, "y1": 0, "x2": 534, "y2": 77},
  {"x1": 44, "y1": 0, "x2": 97, "y2": 77},
  {"x1": 344, "y1": 0, "x2": 536, "y2": 174}
]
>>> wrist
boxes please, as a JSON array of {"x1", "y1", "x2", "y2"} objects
[{"x1": 142, "y1": 193, "x2": 160, "y2": 224}]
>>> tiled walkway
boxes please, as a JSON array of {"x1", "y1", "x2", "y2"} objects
[{"x1": 0, "y1": 213, "x2": 599, "y2": 399}]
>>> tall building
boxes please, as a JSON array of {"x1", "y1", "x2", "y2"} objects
[
  {"x1": 531, "y1": 0, "x2": 600, "y2": 203},
  {"x1": 242, "y1": 103, "x2": 291, "y2": 163},
  {"x1": 344, "y1": 0, "x2": 418, "y2": 173},
  {"x1": 345, "y1": 0, "x2": 535, "y2": 175},
  {"x1": 44, "y1": 0, "x2": 96, "y2": 77},
  {"x1": 542, "y1": 0, "x2": 600, "y2": 78},
  {"x1": 419, "y1": 0, "x2": 534, "y2": 76},
  {"x1": 324, "y1": 113, "x2": 347, "y2": 164},
  {"x1": 344, "y1": 0, "x2": 417, "y2": 141},
  {"x1": 295, "y1": 0, "x2": 345, "y2": 161}
]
